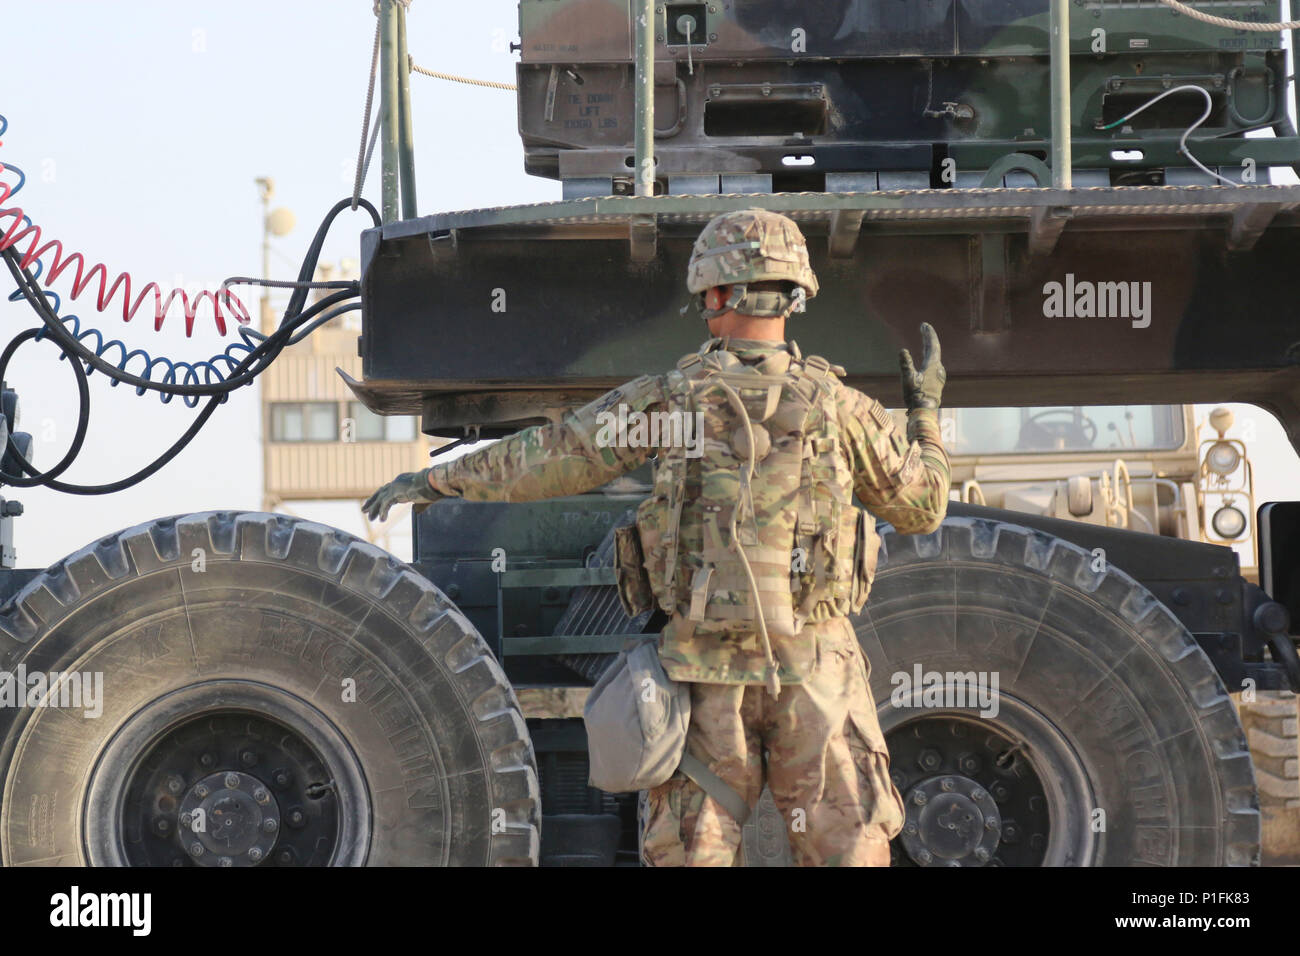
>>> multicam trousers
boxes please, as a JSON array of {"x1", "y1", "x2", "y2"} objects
[{"x1": 641, "y1": 616, "x2": 905, "y2": 866}]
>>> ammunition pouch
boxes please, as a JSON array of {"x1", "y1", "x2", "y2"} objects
[{"x1": 613, "y1": 522, "x2": 655, "y2": 619}]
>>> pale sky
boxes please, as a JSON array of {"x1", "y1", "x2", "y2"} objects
[{"x1": 2, "y1": 1, "x2": 1297, "y2": 572}]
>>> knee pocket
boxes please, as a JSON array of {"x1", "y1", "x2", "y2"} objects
[{"x1": 845, "y1": 713, "x2": 905, "y2": 841}]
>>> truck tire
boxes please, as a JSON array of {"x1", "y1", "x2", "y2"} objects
[
  {"x1": 1235, "y1": 691, "x2": 1300, "y2": 865},
  {"x1": 864, "y1": 517, "x2": 1259, "y2": 866},
  {"x1": 0, "y1": 512, "x2": 539, "y2": 866}
]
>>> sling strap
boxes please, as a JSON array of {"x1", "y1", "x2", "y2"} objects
[{"x1": 678, "y1": 751, "x2": 752, "y2": 825}]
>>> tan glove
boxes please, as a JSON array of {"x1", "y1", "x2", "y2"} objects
[
  {"x1": 362, "y1": 468, "x2": 444, "y2": 522},
  {"x1": 899, "y1": 322, "x2": 946, "y2": 411}
]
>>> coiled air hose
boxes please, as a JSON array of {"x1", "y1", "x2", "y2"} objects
[{"x1": 0, "y1": 114, "x2": 380, "y2": 493}]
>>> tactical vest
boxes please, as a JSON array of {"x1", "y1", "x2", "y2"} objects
[{"x1": 628, "y1": 340, "x2": 877, "y2": 688}]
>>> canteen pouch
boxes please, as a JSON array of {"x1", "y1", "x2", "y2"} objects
[{"x1": 584, "y1": 639, "x2": 691, "y2": 793}]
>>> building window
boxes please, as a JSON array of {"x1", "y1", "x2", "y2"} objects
[
  {"x1": 270, "y1": 402, "x2": 338, "y2": 442},
  {"x1": 348, "y1": 402, "x2": 418, "y2": 442}
]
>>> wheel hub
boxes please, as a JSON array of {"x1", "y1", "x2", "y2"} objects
[
  {"x1": 83, "y1": 681, "x2": 371, "y2": 867},
  {"x1": 900, "y1": 775, "x2": 1001, "y2": 866},
  {"x1": 178, "y1": 770, "x2": 281, "y2": 867},
  {"x1": 883, "y1": 711, "x2": 1067, "y2": 867}
]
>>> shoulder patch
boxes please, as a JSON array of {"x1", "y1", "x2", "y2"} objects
[{"x1": 867, "y1": 397, "x2": 893, "y2": 429}]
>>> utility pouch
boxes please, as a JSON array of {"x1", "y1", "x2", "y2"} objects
[
  {"x1": 613, "y1": 523, "x2": 655, "y2": 619},
  {"x1": 850, "y1": 508, "x2": 879, "y2": 615}
]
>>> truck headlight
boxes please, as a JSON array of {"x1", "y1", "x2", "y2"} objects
[
  {"x1": 1205, "y1": 440, "x2": 1240, "y2": 476},
  {"x1": 1211, "y1": 504, "x2": 1247, "y2": 539}
]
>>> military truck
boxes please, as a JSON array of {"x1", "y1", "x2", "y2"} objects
[
  {"x1": 939, "y1": 401, "x2": 1300, "y2": 864},
  {"x1": 2, "y1": 0, "x2": 1300, "y2": 866}
]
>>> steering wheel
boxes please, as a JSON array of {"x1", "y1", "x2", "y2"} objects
[{"x1": 1017, "y1": 409, "x2": 1099, "y2": 451}]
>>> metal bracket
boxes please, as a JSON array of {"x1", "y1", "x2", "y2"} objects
[
  {"x1": 828, "y1": 208, "x2": 866, "y2": 258},
  {"x1": 1028, "y1": 205, "x2": 1072, "y2": 257},
  {"x1": 1227, "y1": 202, "x2": 1281, "y2": 252},
  {"x1": 969, "y1": 233, "x2": 1010, "y2": 334},
  {"x1": 629, "y1": 213, "x2": 657, "y2": 261}
]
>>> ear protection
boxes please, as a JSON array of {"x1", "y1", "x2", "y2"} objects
[{"x1": 705, "y1": 286, "x2": 729, "y2": 312}]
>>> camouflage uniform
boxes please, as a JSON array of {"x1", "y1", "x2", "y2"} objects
[
  {"x1": 423, "y1": 336, "x2": 949, "y2": 866},
  {"x1": 376, "y1": 209, "x2": 951, "y2": 867}
]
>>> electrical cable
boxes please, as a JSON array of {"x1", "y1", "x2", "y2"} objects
[
  {"x1": 0, "y1": 109, "x2": 381, "y2": 492},
  {"x1": 7, "y1": 248, "x2": 358, "y2": 399},
  {"x1": 2, "y1": 251, "x2": 365, "y2": 494},
  {"x1": 0, "y1": 326, "x2": 89, "y2": 487},
  {"x1": 0, "y1": 121, "x2": 378, "y2": 407},
  {"x1": 1098, "y1": 84, "x2": 1242, "y2": 186},
  {"x1": 7, "y1": 198, "x2": 373, "y2": 402}
]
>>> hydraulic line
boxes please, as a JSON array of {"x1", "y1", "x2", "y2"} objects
[
  {"x1": 0, "y1": 116, "x2": 377, "y2": 405},
  {"x1": 2, "y1": 250, "x2": 359, "y2": 494},
  {"x1": 1099, "y1": 85, "x2": 1241, "y2": 186},
  {"x1": 0, "y1": 115, "x2": 382, "y2": 492}
]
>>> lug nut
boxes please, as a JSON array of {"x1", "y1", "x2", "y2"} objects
[
  {"x1": 253, "y1": 788, "x2": 269, "y2": 804},
  {"x1": 974, "y1": 847, "x2": 991, "y2": 863},
  {"x1": 277, "y1": 849, "x2": 293, "y2": 865},
  {"x1": 904, "y1": 822, "x2": 918, "y2": 835},
  {"x1": 189, "y1": 842, "x2": 204, "y2": 858},
  {"x1": 940, "y1": 778, "x2": 954, "y2": 792},
  {"x1": 240, "y1": 751, "x2": 257, "y2": 767},
  {"x1": 263, "y1": 818, "x2": 279, "y2": 833},
  {"x1": 155, "y1": 818, "x2": 171, "y2": 834},
  {"x1": 224, "y1": 773, "x2": 241, "y2": 790},
  {"x1": 288, "y1": 809, "x2": 305, "y2": 828},
  {"x1": 274, "y1": 771, "x2": 291, "y2": 788},
  {"x1": 166, "y1": 776, "x2": 184, "y2": 795},
  {"x1": 985, "y1": 817, "x2": 1000, "y2": 831},
  {"x1": 918, "y1": 749, "x2": 941, "y2": 771},
  {"x1": 916, "y1": 848, "x2": 933, "y2": 865},
  {"x1": 199, "y1": 753, "x2": 215, "y2": 768},
  {"x1": 912, "y1": 791, "x2": 928, "y2": 807},
  {"x1": 971, "y1": 788, "x2": 987, "y2": 801},
  {"x1": 248, "y1": 847, "x2": 263, "y2": 862},
  {"x1": 194, "y1": 784, "x2": 209, "y2": 799}
]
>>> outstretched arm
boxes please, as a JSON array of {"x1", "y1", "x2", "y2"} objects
[{"x1": 363, "y1": 374, "x2": 668, "y2": 520}]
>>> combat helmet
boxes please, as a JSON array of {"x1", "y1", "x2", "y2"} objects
[{"x1": 686, "y1": 208, "x2": 819, "y2": 321}]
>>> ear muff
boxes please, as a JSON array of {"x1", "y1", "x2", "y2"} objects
[{"x1": 705, "y1": 286, "x2": 728, "y2": 311}]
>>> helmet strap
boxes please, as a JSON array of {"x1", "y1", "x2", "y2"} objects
[{"x1": 697, "y1": 283, "x2": 807, "y2": 322}]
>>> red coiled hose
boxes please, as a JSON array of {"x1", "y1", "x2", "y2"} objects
[{"x1": 0, "y1": 163, "x2": 249, "y2": 336}]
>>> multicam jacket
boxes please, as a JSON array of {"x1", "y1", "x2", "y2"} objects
[{"x1": 427, "y1": 337, "x2": 951, "y2": 685}]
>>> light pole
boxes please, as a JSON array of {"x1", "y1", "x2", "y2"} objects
[{"x1": 255, "y1": 177, "x2": 295, "y2": 334}]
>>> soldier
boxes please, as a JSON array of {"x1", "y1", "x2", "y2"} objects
[{"x1": 363, "y1": 208, "x2": 950, "y2": 867}]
